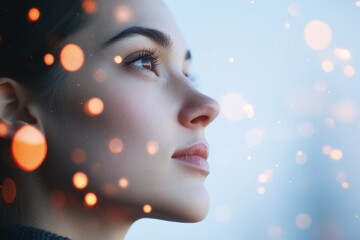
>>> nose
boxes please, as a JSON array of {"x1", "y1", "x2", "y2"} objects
[{"x1": 178, "y1": 90, "x2": 220, "y2": 129}]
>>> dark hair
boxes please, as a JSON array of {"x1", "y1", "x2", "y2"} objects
[{"x1": 0, "y1": 1, "x2": 91, "y2": 103}]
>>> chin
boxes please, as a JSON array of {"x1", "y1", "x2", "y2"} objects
[{"x1": 149, "y1": 189, "x2": 210, "y2": 223}]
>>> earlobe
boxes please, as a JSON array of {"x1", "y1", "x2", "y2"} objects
[{"x1": 0, "y1": 78, "x2": 44, "y2": 137}]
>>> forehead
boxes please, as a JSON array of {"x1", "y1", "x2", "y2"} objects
[{"x1": 70, "y1": 0, "x2": 187, "y2": 51}]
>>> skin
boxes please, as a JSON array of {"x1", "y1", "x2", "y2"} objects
[{"x1": 0, "y1": 0, "x2": 219, "y2": 239}]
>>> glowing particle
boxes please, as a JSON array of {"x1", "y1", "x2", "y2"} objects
[
  {"x1": 257, "y1": 186, "x2": 266, "y2": 194},
  {"x1": 245, "y1": 128, "x2": 265, "y2": 146},
  {"x1": 341, "y1": 182, "x2": 349, "y2": 189},
  {"x1": 288, "y1": 3, "x2": 301, "y2": 16},
  {"x1": 220, "y1": 92, "x2": 247, "y2": 121},
  {"x1": 322, "y1": 145, "x2": 332, "y2": 155},
  {"x1": 11, "y1": 125, "x2": 47, "y2": 172},
  {"x1": 73, "y1": 172, "x2": 88, "y2": 189},
  {"x1": 257, "y1": 174, "x2": 269, "y2": 183},
  {"x1": 304, "y1": 20, "x2": 332, "y2": 51},
  {"x1": 243, "y1": 104, "x2": 255, "y2": 118},
  {"x1": 114, "y1": 55, "x2": 123, "y2": 64},
  {"x1": 85, "y1": 192, "x2": 97, "y2": 207},
  {"x1": 321, "y1": 59, "x2": 334, "y2": 73},
  {"x1": 147, "y1": 141, "x2": 159, "y2": 155},
  {"x1": 325, "y1": 118, "x2": 335, "y2": 128},
  {"x1": 114, "y1": 5, "x2": 133, "y2": 23},
  {"x1": 228, "y1": 57, "x2": 235, "y2": 63},
  {"x1": 268, "y1": 225, "x2": 284, "y2": 239},
  {"x1": 215, "y1": 206, "x2": 233, "y2": 224},
  {"x1": 93, "y1": 68, "x2": 107, "y2": 83},
  {"x1": 284, "y1": 22, "x2": 291, "y2": 28},
  {"x1": 118, "y1": 178, "x2": 129, "y2": 189},
  {"x1": 344, "y1": 65, "x2": 355, "y2": 77},
  {"x1": 330, "y1": 149, "x2": 343, "y2": 161},
  {"x1": 27, "y1": 8, "x2": 41, "y2": 22},
  {"x1": 44, "y1": 53, "x2": 55, "y2": 66},
  {"x1": 2, "y1": 178, "x2": 16, "y2": 204},
  {"x1": 109, "y1": 138, "x2": 124, "y2": 154},
  {"x1": 247, "y1": 155, "x2": 252, "y2": 161},
  {"x1": 356, "y1": 1, "x2": 360, "y2": 7},
  {"x1": 84, "y1": 97, "x2": 104, "y2": 116},
  {"x1": 0, "y1": 121, "x2": 9, "y2": 137},
  {"x1": 143, "y1": 204, "x2": 152, "y2": 214},
  {"x1": 295, "y1": 213, "x2": 312, "y2": 229},
  {"x1": 332, "y1": 101, "x2": 357, "y2": 123},
  {"x1": 82, "y1": 0, "x2": 97, "y2": 13},
  {"x1": 60, "y1": 43, "x2": 85, "y2": 72},
  {"x1": 71, "y1": 148, "x2": 87, "y2": 165},
  {"x1": 295, "y1": 151, "x2": 307, "y2": 165},
  {"x1": 334, "y1": 48, "x2": 351, "y2": 61}
]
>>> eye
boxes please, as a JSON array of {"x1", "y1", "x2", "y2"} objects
[{"x1": 124, "y1": 50, "x2": 160, "y2": 74}]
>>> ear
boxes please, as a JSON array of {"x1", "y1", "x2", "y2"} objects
[{"x1": 0, "y1": 77, "x2": 44, "y2": 137}]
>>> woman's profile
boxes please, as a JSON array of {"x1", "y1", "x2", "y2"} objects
[{"x1": 0, "y1": 0, "x2": 219, "y2": 239}]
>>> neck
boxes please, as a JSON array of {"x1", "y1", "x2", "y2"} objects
[{"x1": 4, "y1": 176, "x2": 136, "y2": 240}]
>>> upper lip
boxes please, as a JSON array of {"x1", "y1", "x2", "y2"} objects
[{"x1": 172, "y1": 142, "x2": 209, "y2": 159}]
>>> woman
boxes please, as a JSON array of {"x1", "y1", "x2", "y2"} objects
[{"x1": 0, "y1": 0, "x2": 219, "y2": 239}]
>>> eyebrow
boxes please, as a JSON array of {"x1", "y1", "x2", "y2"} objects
[
  {"x1": 103, "y1": 26, "x2": 172, "y2": 49},
  {"x1": 103, "y1": 26, "x2": 192, "y2": 61}
]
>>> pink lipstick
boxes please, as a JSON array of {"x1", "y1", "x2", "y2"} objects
[{"x1": 172, "y1": 143, "x2": 209, "y2": 175}]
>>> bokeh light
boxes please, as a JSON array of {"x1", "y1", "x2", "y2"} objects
[
  {"x1": 243, "y1": 104, "x2": 255, "y2": 118},
  {"x1": 343, "y1": 65, "x2": 355, "y2": 77},
  {"x1": 147, "y1": 141, "x2": 159, "y2": 155},
  {"x1": 84, "y1": 97, "x2": 104, "y2": 116},
  {"x1": 228, "y1": 57, "x2": 235, "y2": 63},
  {"x1": 0, "y1": 121, "x2": 9, "y2": 137},
  {"x1": 288, "y1": 3, "x2": 301, "y2": 16},
  {"x1": 334, "y1": 48, "x2": 352, "y2": 61},
  {"x1": 330, "y1": 149, "x2": 343, "y2": 161},
  {"x1": 27, "y1": 7, "x2": 41, "y2": 22},
  {"x1": 332, "y1": 101, "x2": 357, "y2": 123},
  {"x1": 114, "y1": 5, "x2": 133, "y2": 23},
  {"x1": 2, "y1": 178, "x2": 16, "y2": 204},
  {"x1": 93, "y1": 68, "x2": 107, "y2": 83},
  {"x1": 11, "y1": 125, "x2": 47, "y2": 172},
  {"x1": 304, "y1": 20, "x2": 332, "y2": 51},
  {"x1": 295, "y1": 151, "x2": 307, "y2": 165},
  {"x1": 114, "y1": 55, "x2": 123, "y2": 64},
  {"x1": 295, "y1": 213, "x2": 312, "y2": 229},
  {"x1": 60, "y1": 43, "x2": 85, "y2": 72},
  {"x1": 85, "y1": 192, "x2": 97, "y2": 207},
  {"x1": 220, "y1": 92, "x2": 247, "y2": 121},
  {"x1": 71, "y1": 148, "x2": 87, "y2": 165},
  {"x1": 118, "y1": 178, "x2": 129, "y2": 189},
  {"x1": 72, "y1": 172, "x2": 89, "y2": 189},
  {"x1": 44, "y1": 53, "x2": 55, "y2": 66},
  {"x1": 82, "y1": 0, "x2": 97, "y2": 13},
  {"x1": 257, "y1": 186, "x2": 266, "y2": 194},
  {"x1": 356, "y1": 1, "x2": 360, "y2": 7},
  {"x1": 109, "y1": 138, "x2": 124, "y2": 153},
  {"x1": 321, "y1": 59, "x2": 334, "y2": 72},
  {"x1": 143, "y1": 204, "x2": 152, "y2": 214},
  {"x1": 268, "y1": 225, "x2": 284, "y2": 240},
  {"x1": 341, "y1": 182, "x2": 350, "y2": 189}
]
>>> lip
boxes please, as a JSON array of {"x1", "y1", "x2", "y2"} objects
[{"x1": 172, "y1": 142, "x2": 209, "y2": 175}]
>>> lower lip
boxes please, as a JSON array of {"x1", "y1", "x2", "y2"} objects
[{"x1": 172, "y1": 156, "x2": 209, "y2": 174}]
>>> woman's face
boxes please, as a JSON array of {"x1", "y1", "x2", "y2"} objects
[{"x1": 42, "y1": 0, "x2": 219, "y2": 222}]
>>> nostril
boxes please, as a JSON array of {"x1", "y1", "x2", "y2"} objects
[{"x1": 190, "y1": 115, "x2": 210, "y2": 126}]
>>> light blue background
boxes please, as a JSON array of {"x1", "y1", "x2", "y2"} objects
[{"x1": 127, "y1": 1, "x2": 360, "y2": 239}]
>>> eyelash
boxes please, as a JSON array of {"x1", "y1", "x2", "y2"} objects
[
  {"x1": 123, "y1": 48, "x2": 160, "y2": 74},
  {"x1": 122, "y1": 48, "x2": 196, "y2": 83}
]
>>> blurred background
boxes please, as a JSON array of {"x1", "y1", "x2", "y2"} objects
[{"x1": 127, "y1": 0, "x2": 360, "y2": 239}]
